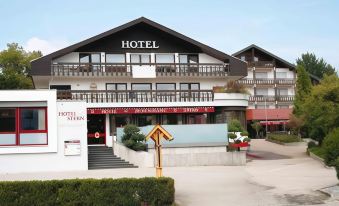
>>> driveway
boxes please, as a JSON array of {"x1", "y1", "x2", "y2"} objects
[{"x1": 0, "y1": 140, "x2": 338, "y2": 206}]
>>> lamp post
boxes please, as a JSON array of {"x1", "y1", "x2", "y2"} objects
[{"x1": 264, "y1": 96, "x2": 268, "y2": 138}]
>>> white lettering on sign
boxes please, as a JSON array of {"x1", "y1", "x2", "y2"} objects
[{"x1": 121, "y1": 41, "x2": 159, "y2": 49}]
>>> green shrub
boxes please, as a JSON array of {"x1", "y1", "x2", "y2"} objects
[
  {"x1": 122, "y1": 124, "x2": 147, "y2": 151},
  {"x1": 243, "y1": 137, "x2": 251, "y2": 142},
  {"x1": 228, "y1": 133, "x2": 237, "y2": 139},
  {"x1": 267, "y1": 134, "x2": 300, "y2": 143},
  {"x1": 308, "y1": 146, "x2": 326, "y2": 159},
  {"x1": 335, "y1": 157, "x2": 339, "y2": 180},
  {"x1": 240, "y1": 131, "x2": 249, "y2": 136},
  {"x1": 0, "y1": 177, "x2": 174, "y2": 206},
  {"x1": 323, "y1": 128, "x2": 339, "y2": 166},
  {"x1": 228, "y1": 119, "x2": 244, "y2": 133},
  {"x1": 307, "y1": 141, "x2": 317, "y2": 149}
]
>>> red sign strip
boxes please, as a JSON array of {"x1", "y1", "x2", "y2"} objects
[{"x1": 87, "y1": 107, "x2": 215, "y2": 115}]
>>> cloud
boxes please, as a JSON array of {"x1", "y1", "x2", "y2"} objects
[{"x1": 24, "y1": 37, "x2": 69, "y2": 55}]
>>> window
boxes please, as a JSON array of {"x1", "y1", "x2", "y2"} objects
[
  {"x1": 278, "y1": 88, "x2": 288, "y2": 96},
  {"x1": 156, "y1": 83, "x2": 176, "y2": 90},
  {"x1": 131, "y1": 83, "x2": 152, "y2": 90},
  {"x1": 254, "y1": 57, "x2": 259, "y2": 62},
  {"x1": 0, "y1": 108, "x2": 16, "y2": 145},
  {"x1": 155, "y1": 54, "x2": 175, "y2": 63},
  {"x1": 106, "y1": 54, "x2": 125, "y2": 63},
  {"x1": 130, "y1": 54, "x2": 151, "y2": 64},
  {"x1": 0, "y1": 107, "x2": 47, "y2": 146},
  {"x1": 106, "y1": 83, "x2": 127, "y2": 90},
  {"x1": 276, "y1": 72, "x2": 287, "y2": 79},
  {"x1": 256, "y1": 88, "x2": 268, "y2": 96},
  {"x1": 256, "y1": 72, "x2": 268, "y2": 79},
  {"x1": 179, "y1": 54, "x2": 198, "y2": 64},
  {"x1": 79, "y1": 53, "x2": 100, "y2": 63},
  {"x1": 50, "y1": 85, "x2": 71, "y2": 90},
  {"x1": 240, "y1": 56, "x2": 246, "y2": 61},
  {"x1": 180, "y1": 83, "x2": 200, "y2": 90}
]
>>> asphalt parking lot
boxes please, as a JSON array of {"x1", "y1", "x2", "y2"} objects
[{"x1": 0, "y1": 140, "x2": 337, "y2": 206}]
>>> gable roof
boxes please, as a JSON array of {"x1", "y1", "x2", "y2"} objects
[
  {"x1": 31, "y1": 17, "x2": 246, "y2": 76},
  {"x1": 233, "y1": 44, "x2": 295, "y2": 69},
  {"x1": 233, "y1": 44, "x2": 320, "y2": 83}
]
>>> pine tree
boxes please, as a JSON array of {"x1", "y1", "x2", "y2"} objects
[{"x1": 293, "y1": 64, "x2": 312, "y2": 116}]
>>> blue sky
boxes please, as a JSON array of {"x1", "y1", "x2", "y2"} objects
[{"x1": 0, "y1": 0, "x2": 338, "y2": 68}]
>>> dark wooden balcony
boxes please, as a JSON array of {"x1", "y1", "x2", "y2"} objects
[
  {"x1": 237, "y1": 78, "x2": 295, "y2": 85},
  {"x1": 248, "y1": 61, "x2": 275, "y2": 68},
  {"x1": 57, "y1": 90, "x2": 214, "y2": 103},
  {"x1": 249, "y1": 95, "x2": 294, "y2": 102},
  {"x1": 249, "y1": 95, "x2": 276, "y2": 102},
  {"x1": 276, "y1": 95, "x2": 294, "y2": 102},
  {"x1": 51, "y1": 63, "x2": 229, "y2": 77}
]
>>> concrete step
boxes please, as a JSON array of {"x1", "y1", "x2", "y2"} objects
[{"x1": 87, "y1": 146, "x2": 137, "y2": 170}]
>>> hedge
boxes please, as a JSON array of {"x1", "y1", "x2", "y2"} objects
[
  {"x1": 0, "y1": 177, "x2": 175, "y2": 206},
  {"x1": 267, "y1": 134, "x2": 300, "y2": 143}
]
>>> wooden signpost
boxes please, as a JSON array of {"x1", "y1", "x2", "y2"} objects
[{"x1": 146, "y1": 124, "x2": 173, "y2": 177}]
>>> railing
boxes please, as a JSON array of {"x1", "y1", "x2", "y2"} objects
[
  {"x1": 276, "y1": 95, "x2": 294, "y2": 102},
  {"x1": 248, "y1": 61, "x2": 275, "y2": 68},
  {"x1": 249, "y1": 95, "x2": 276, "y2": 102},
  {"x1": 237, "y1": 78, "x2": 295, "y2": 85},
  {"x1": 51, "y1": 63, "x2": 229, "y2": 77},
  {"x1": 249, "y1": 95, "x2": 294, "y2": 102},
  {"x1": 57, "y1": 90, "x2": 214, "y2": 103}
]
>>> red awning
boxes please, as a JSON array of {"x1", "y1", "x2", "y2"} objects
[
  {"x1": 246, "y1": 108, "x2": 292, "y2": 121},
  {"x1": 87, "y1": 107, "x2": 215, "y2": 115}
]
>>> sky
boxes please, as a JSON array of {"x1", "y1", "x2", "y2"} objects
[{"x1": 0, "y1": 0, "x2": 338, "y2": 69}]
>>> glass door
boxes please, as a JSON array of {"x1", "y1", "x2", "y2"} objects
[{"x1": 87, "y1": 114, "x2": 106, "y2": 145}]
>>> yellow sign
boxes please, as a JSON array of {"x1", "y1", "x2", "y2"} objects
[{"x1": 146, "y1": 124, "x2": 173, "y2": 177}]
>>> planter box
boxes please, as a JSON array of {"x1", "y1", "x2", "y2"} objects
[{"x1": 229, "y1": 142, "x2": 249, "y2": 148}]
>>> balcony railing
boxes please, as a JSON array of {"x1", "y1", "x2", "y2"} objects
[
  {"x1": 249, "y1": 95, "x2": 294, "y2": 102},
  {"x1": 57, "y1": 90, "x2": 214, "y2": 103},
  {"x1": 248, "y1": 61, "x2": 275, "y2": 68},
  {"x1": 237, "y1": 78, "x2": 295, "y2": 85},
  {"x1": 51, "y1": 63, "x2": 229, "y2": 77}
]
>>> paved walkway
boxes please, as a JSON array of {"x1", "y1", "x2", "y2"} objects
[{"x1": 0, "y1": 140, "x2": 338, "y2": 206}]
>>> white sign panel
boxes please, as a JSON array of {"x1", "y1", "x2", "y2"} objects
[
  {"x1": 132, "y1": 65, "x2": 156, "y2": 78},
  {"x1": 64, "y1": 140, "x2": 81, "y2": 156}
]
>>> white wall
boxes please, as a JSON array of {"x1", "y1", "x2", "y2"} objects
[
  {"x1": 198, "y1": 53, "x2": 223, "y2": 64},
  {"x1": 0, "y1": 91, "x2": 88, "y2": 173}
]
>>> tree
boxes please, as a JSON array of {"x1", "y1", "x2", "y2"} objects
[
  {"x1": 293, "y1": 64, "x2": 312, "y2": 116},
  {"x1": 323, "y1": 128, "x2": 339, "y2": 166},
  {"x1": 287, "y1": 113, "x2": 305, "y2": 138},
  {"x1": 302, "y1": 75, "x2": 339, "y2": 145},
  {"x1": 0, "y1": 43, "x2": 42, "y2": 89},
  {"x1": 251, "y1": 121, "x2": 262, "y2": 138},
  {"x1": 296, "y1": 52, "x2": 336, "y2": 79},
  {"x1": 121, "y1": 124, "x2": 146, "y2": 151}
]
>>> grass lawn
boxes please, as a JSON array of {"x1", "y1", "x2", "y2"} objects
[{"x1": 308, "y1": 146, "x2": 326, "y2": 159}]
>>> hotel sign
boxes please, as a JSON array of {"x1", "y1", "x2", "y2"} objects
[
  {"x1": 88, "y1": 107, "x2": 214, "y2": 115},
  {"x1": 121, "y1": 40, "x2": 159, "y2": 49}
]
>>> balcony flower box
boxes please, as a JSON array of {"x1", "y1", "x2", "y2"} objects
[{"x1": 229, "y1": 142, "x2": 249, "y2": 148}]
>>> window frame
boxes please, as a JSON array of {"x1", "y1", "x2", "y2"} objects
[
  {"x1": 180, "y1": 83, "x2": 200, "y2": 90},
  {"x1": 105, "y1": 83, "x2": 128, "y2": 90},
  {"x1": 0, "y1": 107, "x2": 48, "y2": 146},
  {"x1": 156, "y1": 83, "x2": 176, "y2": 91},
  {"x1": 79, "y1": 53, "x2": 101, "y2": 64},
  {"x1": 131, "y1": 83, "x2": 152, "y2": 91},
  {"x1": 155, "y1": 54, "x2": 175, "y2": 64},
  {"x1": 105, "y1": 53, "x2": 126, "y2": 64}
]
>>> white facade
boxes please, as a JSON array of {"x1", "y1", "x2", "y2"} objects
[{"x1": 0, "y1": 90, "x2": 88, "y2": 173}]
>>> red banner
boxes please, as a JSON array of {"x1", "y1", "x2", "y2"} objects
[{"x1": 87, "y1": 107, "x2": 215, "y2": 115}]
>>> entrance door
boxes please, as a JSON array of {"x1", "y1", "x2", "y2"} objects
[{"x1": 87, "y1": 114, "x2": 106, "y2": 145}]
